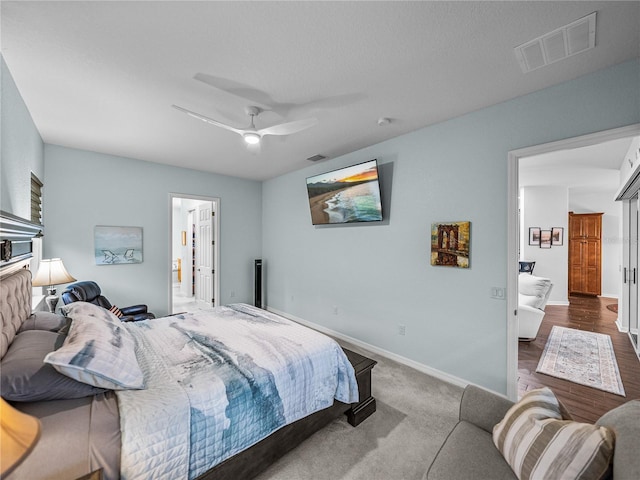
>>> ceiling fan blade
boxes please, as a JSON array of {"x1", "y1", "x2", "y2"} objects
[
  {"x1": 258, "y1": 118, "x2": 318, "y2": 137},
  {"x1": 291, "y1": 93, "x2": 367, "y2": 115},
  {"x1": 193, "y1": 73, "x2": 273, "y2": 111},
  {"x1": 172, "y1": 105, "x2": 244, "y2": 135}
]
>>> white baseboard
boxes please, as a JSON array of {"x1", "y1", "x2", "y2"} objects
[
  {"x1": 615, "y1": 318, "x2": 627, "y2": 332},
  {"x1": 547, "y1": 300, "x2": 570, "y2": 306},
  {"x1": 267, "y1": 306, "x2": 471, "y2": 390}
]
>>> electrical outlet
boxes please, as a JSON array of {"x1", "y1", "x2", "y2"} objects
[
  {"x1": 230, "y1": 291, "x2": 236, "y2": 298},
  {"x1": 398, "y1": 324, "x2": 406, "y2": 336},
  {"x1": 332, "y1": 306, "x2": 339, "y2": 315}
]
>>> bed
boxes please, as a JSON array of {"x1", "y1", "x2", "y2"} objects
[{"x1": 1, "y1": 267, "x2": 376, "y2": 479}]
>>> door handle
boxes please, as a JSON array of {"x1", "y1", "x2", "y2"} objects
[
  {"x1": 624, "y1": 267, "x2": 628, "y2": 284},
  {"x1": 634, "y1": 268, "x2": 637, "y2": 285}
]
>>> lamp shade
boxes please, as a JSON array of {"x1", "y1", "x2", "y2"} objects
[
  {"x1": 32, "y1": 258, "x2": 76, "y2": 287},
  {"x1": 0, "y1": 398, "x2": 41, "y2": 476}
]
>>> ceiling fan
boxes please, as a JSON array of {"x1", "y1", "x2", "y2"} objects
[{"x1": 172, "y1": 104, "x2": 317, "y2": 145}]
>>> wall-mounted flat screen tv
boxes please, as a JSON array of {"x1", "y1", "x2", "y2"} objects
[{"x1": 306, "y1": 159, "x2": 383, "y2": 225}]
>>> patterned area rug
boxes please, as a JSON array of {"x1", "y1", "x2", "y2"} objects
[
  {"x1": 606, "y1": 303, "x2": 618, "y2": 313},
  {"x1": 536, "y1": 326, "x2": 626, "y2": 396}
]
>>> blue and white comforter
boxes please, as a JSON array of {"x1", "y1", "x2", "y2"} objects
[{"x1": 116, "y1": 304, "x2": 359, "y2": 480}]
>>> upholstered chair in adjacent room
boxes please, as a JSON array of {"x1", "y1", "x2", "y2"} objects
[{"x1": 518, "y1": 274, "x2": 553, "y2": 341}]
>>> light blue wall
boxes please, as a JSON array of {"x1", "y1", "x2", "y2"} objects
[
  {"x1": 4, "y1": 50, "x2": 639, "y2": 394},
  {"x1": 1, "y1": 56, "x2": 44, "y2": 218},
  {"x1": 44, "y1": 145, "x2": 262, "y2": 316},
  {"x1": 262, "y1": 60, "x2": 640, "y2": 394}
]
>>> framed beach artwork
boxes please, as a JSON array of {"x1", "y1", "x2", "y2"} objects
[
  {"x1": 430, "y1": 221, "x2": 470, "y2": 268},
  {"x1": 528, "y1": 227, "x2": 541, "y2": 246},
  {"x1": 551, "y1": 227, "x2": 564, "y2": 245},
  {"x1": 540, "y1": 229, "x2": 552, "y2": 248},
  {"x1": 94, "y1": 226, "x2": 143, "y2": 265}
]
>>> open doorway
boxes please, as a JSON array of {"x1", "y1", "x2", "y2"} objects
[
  {"x1": 170, "y1": 194, "x2": 220, "y2": 314},
  {"x1": 507, "y1": 124, "x2": 640, "y2": 401}
]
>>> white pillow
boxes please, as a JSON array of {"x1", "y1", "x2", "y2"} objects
[{"x1": 44, "y1": 311, "x2": 144, "y2": 390}]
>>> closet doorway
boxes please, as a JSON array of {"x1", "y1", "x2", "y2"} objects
[{"x1": 169, "y1": 194, "x2": 220, "y2": 314}]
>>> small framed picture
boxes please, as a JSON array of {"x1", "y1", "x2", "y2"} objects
[
  {"x1": 540, "y1": 230, "x2": 552, "y2": 248},
  {"x1": 528, "y1": 227, "x2": 541, "y2": 246},
  {"x1": 551, "y1": 227, "x2": 564, "y2": 246},
  {"x1": 430, "y1": 221, "x2": 471, "y2": 268}
]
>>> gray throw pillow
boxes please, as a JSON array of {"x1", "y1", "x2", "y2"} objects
[
  {"x1": 1, "y1": 330, "x2": 107, "y2": 401},
  {"x1": 18, "y1": 311, "x2": 69, "y2": 333}
]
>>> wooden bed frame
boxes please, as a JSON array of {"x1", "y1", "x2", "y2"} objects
[{"x1": 0, "y1": 211, "x2": 377, "y2": 479}]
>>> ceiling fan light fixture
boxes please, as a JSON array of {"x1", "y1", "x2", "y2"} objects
[
  {"x1": 173, "y1": 104, "x2": 315, "y2": 151},
  {"x1": 243, "y1": 132, "x2": 261, "y2": 145}
]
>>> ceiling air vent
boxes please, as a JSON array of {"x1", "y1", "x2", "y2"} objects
[
  {"x1": 515, "y1": 12, "x2": 596, "y2": 73},
  {"x1": 306, "y1": 154, "x2": 327, "y2": 162}
]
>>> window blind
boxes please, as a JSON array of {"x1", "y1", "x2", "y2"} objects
[{"x1": 31, "y1": 173, "x2": 43, "y2": 225}]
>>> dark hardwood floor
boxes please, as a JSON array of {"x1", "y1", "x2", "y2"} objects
[{"x1": 518, "y1": 295, "x2": 640, "y2": 423}]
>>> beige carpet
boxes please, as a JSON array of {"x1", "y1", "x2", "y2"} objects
[{"x1": 255, "y1": 343, "x2": 463, "y2": 480}]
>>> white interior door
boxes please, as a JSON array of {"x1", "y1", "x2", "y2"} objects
[
  {"x1": 621, "y1": 196, "x2": 639, "y2": 348},
  {"x1": 195, "y1": 202, "x2": 213, "y2": 307},
  {"x1": 630, "y1": 196, "x2": 639, "y2": 351}
]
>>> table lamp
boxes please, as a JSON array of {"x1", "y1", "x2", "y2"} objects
[
  {"x1": 32, "y1": 258, "x2": 76, "y2": 313},
  {"x1": 0, "y1": 398, "x2": 41, "y2": 476}
]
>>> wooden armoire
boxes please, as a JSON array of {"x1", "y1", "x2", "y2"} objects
[{"x1": 568, "y1": 212, "x2": 603, "y2": 296}]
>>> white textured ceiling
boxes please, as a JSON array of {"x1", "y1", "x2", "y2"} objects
[
  {"x1": 2, "y1": 1, "x2": 639, "y2": 181},
  {"x1": 520, "y1": 137, "x2": 637, "y2": 195}
]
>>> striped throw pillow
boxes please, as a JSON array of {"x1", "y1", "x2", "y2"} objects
[{"x1": 493, "y1": 388, "x2": 614, "y2": 480}]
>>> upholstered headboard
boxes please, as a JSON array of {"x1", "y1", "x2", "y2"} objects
[{"x1": 0, "y1": 268, "x2": 32, "y2": 358}]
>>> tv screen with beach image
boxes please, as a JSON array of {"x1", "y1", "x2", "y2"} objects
[{"x1": 306, "y1": 159, "x2": 383, "y2": 225}]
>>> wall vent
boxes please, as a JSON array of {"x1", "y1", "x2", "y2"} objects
[
  {"x1": 306, "y1": 154, "x2": 327, "y2": 162},
  {"x1": 515, "y1": 12, "x2": 596, "y2": 73}
]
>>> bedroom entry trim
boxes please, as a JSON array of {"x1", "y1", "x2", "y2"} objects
[
  {"x1": 169, "y1": 193, "x2": 221, "y2": 314},
  {"x1": 506, "y1": 123, "x2": 640, "y2": 401}
]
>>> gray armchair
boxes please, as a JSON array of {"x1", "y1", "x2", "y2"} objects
[{"x1": 427, "y1": 385, "x2": 640, "y2": 480}]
